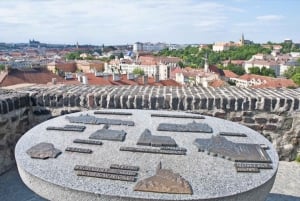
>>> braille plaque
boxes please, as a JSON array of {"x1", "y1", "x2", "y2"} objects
[
  {"x1": 110, "y1": 164, "x2": 140, "y2": 171},
  {"x1": 73, "y1": 139, "x2": 103, "y2": 145},
  {"x1": 120, "y1": 146, "x2": 186, "y2": 155},
  {"x1": 194, "y1": 135, "x2": 272, "y2": 163},
  {"x1": 65, "y1": 147, "x2": 92, "y2": 154},
  {"x1": 89, "y1": 125, "x2": 127, "y2": 141},
  {"x1": 137, "y1": 129, "x2": 177, "y2": 147},
  {"x1": 74, "y1": 165, "x2": 138, "y2": 176},
  {"x1": 151, "y1": 114, "x2": 205, "y2": 119},
  {"x1": 219, "y1": 132, "x2": 247, "y2": 137},
  {"x1": 26, "y1": 142, "x2": 61, "y2": 159},
  {"x1": 66, "y1": 114, "x2": 134, "y2": 126},
  {"x1": 94, "y1": 111, "x2": 132, "y2": 115},
  {"x1": 47, "y1": 125, "x2": 86, "y2": 132},
  {"x1": 134, "y1": 162, "x2": 192, "y2": 194},
  {"x1": 157, "y1": 121, "x2": 213, "y2": 133},
  {"x1": 76, "y1": 171, "x2": 136, "y2": 182}
]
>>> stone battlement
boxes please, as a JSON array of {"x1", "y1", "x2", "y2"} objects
[{"x1": 0, "y1": 85, "x2": 300, "y2": 174}]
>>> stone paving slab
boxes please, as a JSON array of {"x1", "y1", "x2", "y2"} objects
[{"x1": 0, "y1": 162, "x2": 299, "y2": 201}]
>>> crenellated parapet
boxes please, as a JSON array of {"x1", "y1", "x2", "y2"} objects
[{"x1": 0, "y1": 85, "x2": 300, "y2": 174}]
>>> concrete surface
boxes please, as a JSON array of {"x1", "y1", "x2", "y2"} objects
[{"x1": 0, "y1": 161, "x2": 299, "y2": 201}]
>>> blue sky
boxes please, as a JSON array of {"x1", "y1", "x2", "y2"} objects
[{"x1": 0, "y1": 0, "x2": 299, "y2": 45}]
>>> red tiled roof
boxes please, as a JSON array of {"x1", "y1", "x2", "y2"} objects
[
  {"x1": 238, "y1": 74, "x2": 297, "y2": 88},
  {"x1": 0, "y1": 68, "x2": 79, "y2": 87},
  {"x1": 209, "y1": 79, "x2": 226, "y2": 88},
  {"x1": 223, "y1": 70, "x2": 239, "y2": 78}
]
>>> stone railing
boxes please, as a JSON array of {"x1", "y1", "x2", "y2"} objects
[{"x1": 1, "y1": 85, "x2": 300, "y2": 174}]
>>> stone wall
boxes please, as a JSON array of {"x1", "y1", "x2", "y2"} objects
[{"x1": 1, "y1": 85, "x2": 300, "y2": 174}]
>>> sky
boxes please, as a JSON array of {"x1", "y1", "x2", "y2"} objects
[{"x1": 0, "y1": 0, "x2": 299, "y2": 45}]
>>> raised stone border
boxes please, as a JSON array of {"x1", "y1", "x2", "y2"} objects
[{"x1": 1, "y1": 85, "x2": 300, "y2": 174}]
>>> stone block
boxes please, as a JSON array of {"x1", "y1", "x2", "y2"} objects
[
  {"x1": 135, "y1": 95, "x2": 142, "y2": 109},
  {"x1": 286, "y1": 99, "x2": 292, "y2": 111},
  {"x1": 280, "y1": 118, "x2": 293, "y2": 130},
  {"x1": 243, "y1": 111, "x2": 253, "y2": 116},
  {"x1": 263, "y1": 98, "x2": 271, "y2": 111},
  {"x1": 12, "y1": 97, "x2": 20, "y2": 110},
  {"x1": 1, "y1": 100, "x2": 8, "y2": 114},
  {"x1": 247, "y1": 124, "x2": 262, "y2": 131},
  {"x1": 214, "y1": 112, "x2": 226, "y2": 119},
  {"x1": 255, "y1": 118, "x2": 268, "y2": 124},
  {"x1": 44, "y1": 94, "x2": 50, "y2": 106},
  {"x1": 293, "y1": 98, "x2": 299, "y2": 110},
  {"x1": 172, "y1": 97, "x2": 179, "y2": 110},
  {"x1": 200, "y1": 98, "x2": 207, "y2": 109},
  {"x1": 56, "y1": 94, "x2": 63, "y2": 107},
  {"x1": 263, "y1": 125, "x2": 277, "y2": 131},
  {"x1": 157, "y1": 96, "x2": 164, "y2": 109},
  {"x1": 237, "y1": 98, "x2": 243, "y2": 111},
  {"x1": 231, "y1": 117, "x2": 242, "y2": 122},
  {"x1": 269, "y1": 118, "x2": 278, "y2": 123},
  {"x1": 244, "y1": 117, "x2": 255, "y2": 124}
]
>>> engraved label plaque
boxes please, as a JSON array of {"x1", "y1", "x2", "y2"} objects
[
  {"x1": 219, "y1": 132, "x2": 247, "y2": 137},
  {"x1": 157, "y1": 121, "x2": 213, "y2": 133},
  {"x1": 110, "y1": 164, "x2": 139, "y2": 171},
  {"x1": 66, "y1": 114, "x2": 134, "y2": 126},
  {"x1": 94, "y1": 111, "x2": 132, "y2": 115},
  {"x1": 73, "y1": 139, "x2": 103, "y2": 145},
  {"x1": 137, "y1": 129, "x2": 177, "y2": 147},
  {"x1": 74, "y1": 165, "x2": 138, "y2": 176},
  {"x1": 89, "y1": 125, "x2": 127, "y2": 141},
  {"x1": 151, "y1": 114, "x2": 205, "y2": 119},
  {"x1": 134, "y1": 162, "x2": 193, "y2": 194},
  {"x1": 120, "y1": 146, "x2": 186, "y2": 155},
  {"x1": 76, "y1": 171, "x2": 136, "y2": 182},
  {"x1": 160, "y1": 147, "x2": 187, "y2": 152},
  {"x1": 235, "y1": 162, "x2": 273, "y2": 169},
  {"x1": 194, "y1": 135, "x2": 272, "y2": 163},
  {"x1": 26, "y1": 142, "x2": 61, "y2": 159},
  {"x1": 65, "y1": 147, "x2": 92, "y2": 154},
  {"x1": 236, "y1": 167, "x2": 260, "y2": 173},
  {"x1": 47, "y1": 125, "x2": 86, "y2": 132}
]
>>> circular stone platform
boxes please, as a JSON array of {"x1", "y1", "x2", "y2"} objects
[{"x1": 15, "y1": 109, "x2": 278, "y2": 201}]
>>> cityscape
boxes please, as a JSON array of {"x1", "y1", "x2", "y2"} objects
[{"x1": 1, "y1": 1, "x2": 300, "y2": 201}]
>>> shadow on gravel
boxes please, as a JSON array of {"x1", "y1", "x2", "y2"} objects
[{"x1": 266, "y1": 193, "x2": 300, "y2": 201}]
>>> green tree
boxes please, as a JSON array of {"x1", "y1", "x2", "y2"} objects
[
  {"x1": 133, "y1": 68, "x2": 144, "y2": 76},
  {"x1": 119, "y1": 52, "x2": 124, "y2": 59},
  {"x1": 248, "y1": 67, "x2": 261, "y2": 75},
  {"x1": 0, "y1": 64, "x2": 5, "y2": 71},
  {"x1": 66, "y1": 51, "x2": 81, "y2": 60},
  {"x1": 284, "y1": 66, "x2": 300, "y2": 78},
  {"x1": 109, "y1": 55, "x2": 115, "y2": 60},
  {"x1": 178, "y1": 61, "x2": 184, "y2": 68},
  {"x1": 292, "y1": 73, "x2": 300, "y2": 85}
]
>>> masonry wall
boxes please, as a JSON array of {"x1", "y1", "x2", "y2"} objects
[{"x1": 0, "y1": 85, "x2": 300, "y2": 174}]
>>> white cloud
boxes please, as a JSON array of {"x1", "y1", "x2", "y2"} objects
[{"x1": 256, "y1": 15, "x2": 284, "y2": 21}]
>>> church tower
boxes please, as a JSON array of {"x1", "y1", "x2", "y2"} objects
[{"x1": 240, "y1": 33, "x2": 245, "y2": 46}]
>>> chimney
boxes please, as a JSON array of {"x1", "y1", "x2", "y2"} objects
[
  {"x1": 155, "y1": 74, "x2": 160, "y2": 83},
  {"x1": 127, "y1": 73, "x2": 134, "y2": 80},
  {"x1": 82, "y1": 75, "x2": 88, "y2": 84},
  {"x1": 113, "y1": 73, "x2": 120, "y2": 81},
  {"x1": 51, "y1": 78, "x2": 57, "y2": 85}
]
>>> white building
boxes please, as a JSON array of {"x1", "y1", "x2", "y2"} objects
[{"x1": 212, "y1": 42, "x2": 231, "y2": 52}]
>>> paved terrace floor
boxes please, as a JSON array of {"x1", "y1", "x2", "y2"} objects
[{"x1": 0, "y1": 162, "x2": 299, "y2": 201}]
